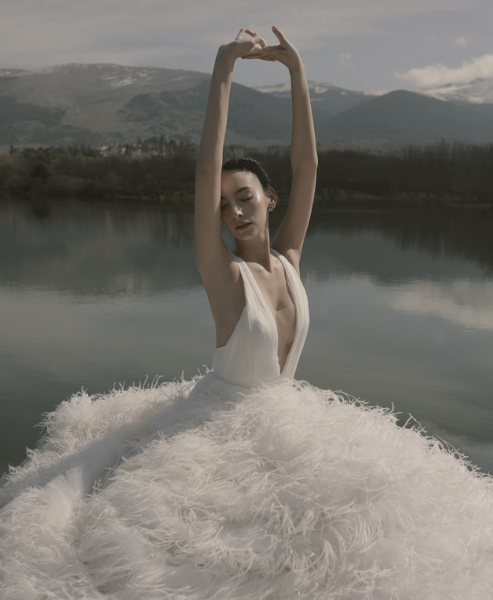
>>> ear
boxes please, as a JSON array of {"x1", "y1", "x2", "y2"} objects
[
  {"x1": 266, "y1": 186, "x2": 278, "y2": 214},
  {"x1": 266, "y1": 186, "x2": 278, "y2": 205}
]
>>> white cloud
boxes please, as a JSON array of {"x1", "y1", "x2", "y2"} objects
[
  {"x1": 381, "y1": 280, "x2": 493, "y2": 332},
  {"x1": 338, "y1": 53, "x2": 352, "y2": 67},
  {"x1": 396, "y1": 54, "x2": 493, "y2": 87},
  {"x1": 455, "y1": 36, "x2": 468, "y2": 48}
]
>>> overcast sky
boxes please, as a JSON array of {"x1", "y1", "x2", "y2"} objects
[{"x1": 2, "y1": 0, "x2": 492, "y2": 91}]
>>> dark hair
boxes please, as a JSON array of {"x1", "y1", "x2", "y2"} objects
[{"x1": 222, "y1": 158, "x2": 271, "y2": 192}]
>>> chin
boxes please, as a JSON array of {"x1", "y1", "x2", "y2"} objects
[
  {"x1": 231, "y1": 223, "x2": 254, "y2": 237},
  {"x1": 233, "y1": 230, "x2": 255, "y2": 240}
]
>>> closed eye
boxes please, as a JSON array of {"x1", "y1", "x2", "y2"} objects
[{"x1": 221, "y1": 196, "x2": 251, "y2": 209}]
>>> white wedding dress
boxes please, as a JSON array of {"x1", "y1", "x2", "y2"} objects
[{"x1": 1, "y1": 250, "x2": 492, "y2": 599}]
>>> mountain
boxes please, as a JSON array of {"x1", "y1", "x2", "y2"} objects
[
  {"x1": 320, "y1": 90, "x2": 493, "y2": 148},
  {"x1": 256, "y1": 82, "x2": 493, "y2": 147},
  {"x1": 255, "y1": 77, "x2": 493, "y2": 111},
  {"x1": 1, "y1": 64, "x2": 493, "y2": 150},
  {"x1": 418, "y1": 78, "x2": 493, "y2": 104},
  {"x1": 253, "y1": 81, "x2": 380, "y2": 118},
  {"x1": 0, "y1": 63, "x2": 303, "y2": 148},
  {"x1": 0, "y1": 63, "x2": 210, "y2": 147},
  {"x1": 254, "y1": 80, "x2": 493, "y2": 148}
]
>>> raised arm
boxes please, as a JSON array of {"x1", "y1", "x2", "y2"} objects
[
  {"x1": 267, "y1": 27, "x2": 318, "y2": 269},
  {"x1": 194, "y1": 44, "x2": 234, "y2": 273},
  {"x1": 194, "y1": 30, "x2": 288, "y2": 345},
  {"x1": 195, "y1": 29, "x2": 285, "y2": 274}
]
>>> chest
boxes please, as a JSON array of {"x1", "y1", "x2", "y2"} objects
[
  {"x1": 248, "y1": 263, "x2": 295, "y2": 315},
  {"x1": 247, "y1": 263, "x2": 296, "y2": 354}
]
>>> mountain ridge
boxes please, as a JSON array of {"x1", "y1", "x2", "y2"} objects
[
  {"x1": 254, "y1": 77, "x2": 493, "y2": 105},
  {"x1": 1, "y1": 63, "x2": 492, "y2": 150}
]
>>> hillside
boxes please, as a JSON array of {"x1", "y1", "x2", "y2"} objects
[
  {"x1": 116, "y1": 79, "x2": 295, "y2": 146},
  {"x1": 253, "y1": 81, "x2": 378, "y2": 118},
  {"x1": 1, "y1": 64, "x2": 493, "y2": 150},
  {"x1": 255, "y1": 78, "x2": 493, "y2": 147},
  {"x1": 0, "y1": 64, "x2": 210, "y2": 147},
  {"x1": 322, "y1": 90, "x2": 493, "y2": 148},
  {"x1": 0, "y1": 63, "x2": 304, "y2": 147}
]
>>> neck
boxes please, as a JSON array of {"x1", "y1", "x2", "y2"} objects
[{"x1": 234, "y1": 229, "x2": 272, "y2": 270}]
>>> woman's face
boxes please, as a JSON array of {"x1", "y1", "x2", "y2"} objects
[{"x1": 220, "y1": 169, "x2": 274, "y2": 240}]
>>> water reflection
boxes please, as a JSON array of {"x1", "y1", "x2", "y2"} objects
[
  {"x1": 0, "y1": 198, "x2": 492, "y2": 476},
  {"x1": 300, "y1": 202, "x2": 493, "y2": 277},
  {"x1": 381, "y1": 279, "x2": 493, "y2": 331},
  {"x1": 2, "y1": 200, "x2": 492, "y2": 296},
  {"x1": 0, "y1": 200, "x2": 199, "y2": 296}
]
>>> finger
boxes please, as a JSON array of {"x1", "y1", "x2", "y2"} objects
[
  {"x1": 272, "y1": 25, "x2": 288, "y2": 43},
  {"x1": 235, "y1": 28, "x2": 245, "y2": 40},
  {"x1": 242, "y1": 49, "x2": 285, "y2": 60},
  {"x1": 258, "y1": 37, "x2": 267, "y2": 48},
  {"x1": 242, "y1": 53, "x2": 279, "y2": 61},
  {"x1": 243, "y1": 29, "x2": 262, "y2": 47},
  {"x1": 252, "y1": 33, "x2": 262, "y2": 47},
  {"x1": 241, "y1": 53, "x2": 268, "y2": 60},
  {"x1": 260, "y1": 46, "x2": 287, "y2": 54},
  {"x1": 254, "y1": 42, "x2": 285, "y2": 51}
]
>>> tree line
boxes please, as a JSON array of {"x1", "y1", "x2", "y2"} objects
[{"x1": 1, "y1": 138, "x2": 492, "y2": 204}]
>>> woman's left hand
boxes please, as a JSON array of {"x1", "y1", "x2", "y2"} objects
[
  {"x1": 242, "y1": 26, "x2": 302, "y2": 72},
  {"x1": 223, "y1": 28, "x2": 287, "y2": 62}
]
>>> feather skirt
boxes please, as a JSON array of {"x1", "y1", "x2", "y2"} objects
[{"x1": 1, "y1": 377, "x2": 492, "y2": 599}]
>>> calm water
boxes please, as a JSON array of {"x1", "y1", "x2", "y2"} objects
[{"x1": 1, "y1": 198, "x2": 492, "y2": 476}]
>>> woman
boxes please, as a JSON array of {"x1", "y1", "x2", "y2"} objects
[
  {"x1": 194, "y1": 26, "x2": 315, "y2": 398},
  {"x1": 1, "y1": 28, "x2": 492, "y2": 600}
]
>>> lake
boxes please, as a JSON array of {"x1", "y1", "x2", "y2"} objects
[{"x1": 1, "y1": 197, "x2": 492, "y2": 477}]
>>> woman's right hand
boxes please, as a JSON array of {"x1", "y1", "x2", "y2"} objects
[{"x1": 220, "y1": 28, "x2": 287, "y2": 62}]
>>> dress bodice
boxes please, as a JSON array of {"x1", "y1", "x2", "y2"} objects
[{"x1": 212, "y1": 249, "x2": 309, "y2": 389}]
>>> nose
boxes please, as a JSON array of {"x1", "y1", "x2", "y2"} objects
[{"x1": 231, "y1": 202, "x2": 243, "y2": 218}]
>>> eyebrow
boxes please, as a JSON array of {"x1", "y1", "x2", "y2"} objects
[{"x1": 220, "y1": 186, "x2": 253, "y2": 200}]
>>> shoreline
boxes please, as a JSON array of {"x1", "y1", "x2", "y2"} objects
[{"x1": 1, "y1": 189, "x2": 492, "y2": 209}]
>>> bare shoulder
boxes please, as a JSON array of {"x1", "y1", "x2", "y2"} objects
[{"x1": 271, "y1": 245, "x2": 301, "y2": 276}]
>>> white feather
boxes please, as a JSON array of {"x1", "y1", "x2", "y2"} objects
[{"x1": 1, "y1": 377, "x2": 492, "y2": 599}]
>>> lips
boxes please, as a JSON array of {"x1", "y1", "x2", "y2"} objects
[{"x1": 235, "y1": 222, "x2": 251, "y2": 230}]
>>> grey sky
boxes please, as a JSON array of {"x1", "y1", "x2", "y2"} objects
[{"x1": 2, "y1": 0, "x2": 492, "y2": 91}]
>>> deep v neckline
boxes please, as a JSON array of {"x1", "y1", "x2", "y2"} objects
[
  {"x1": 240, "y1": 250, "x2": 298, "y2": 375},
  {"x1": 214, "y1": 250, "x2": 309, "y2": 386}
]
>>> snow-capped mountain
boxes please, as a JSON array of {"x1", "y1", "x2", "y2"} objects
[
  {"x1": 0, "y1": 63, "x2": 208, "y2": 93},
  {"x1": 417, "y1": 78, "x2": 493, "y2": 104},
  {"x1": 253, "y1": 81, "x2": 384, "y2": 119},
  {"x1": 254, "y1": 80, "x2": 383, "y2": 97},
  {"x1": 1, "y1": 64, "x2": 492, "y2": 149},
  {"x1": 252, "y1": 78, "x2": 493, "y2": 147},
  {"x1": 255, "y1": 78, "x2": 493, "y2": 105}
]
